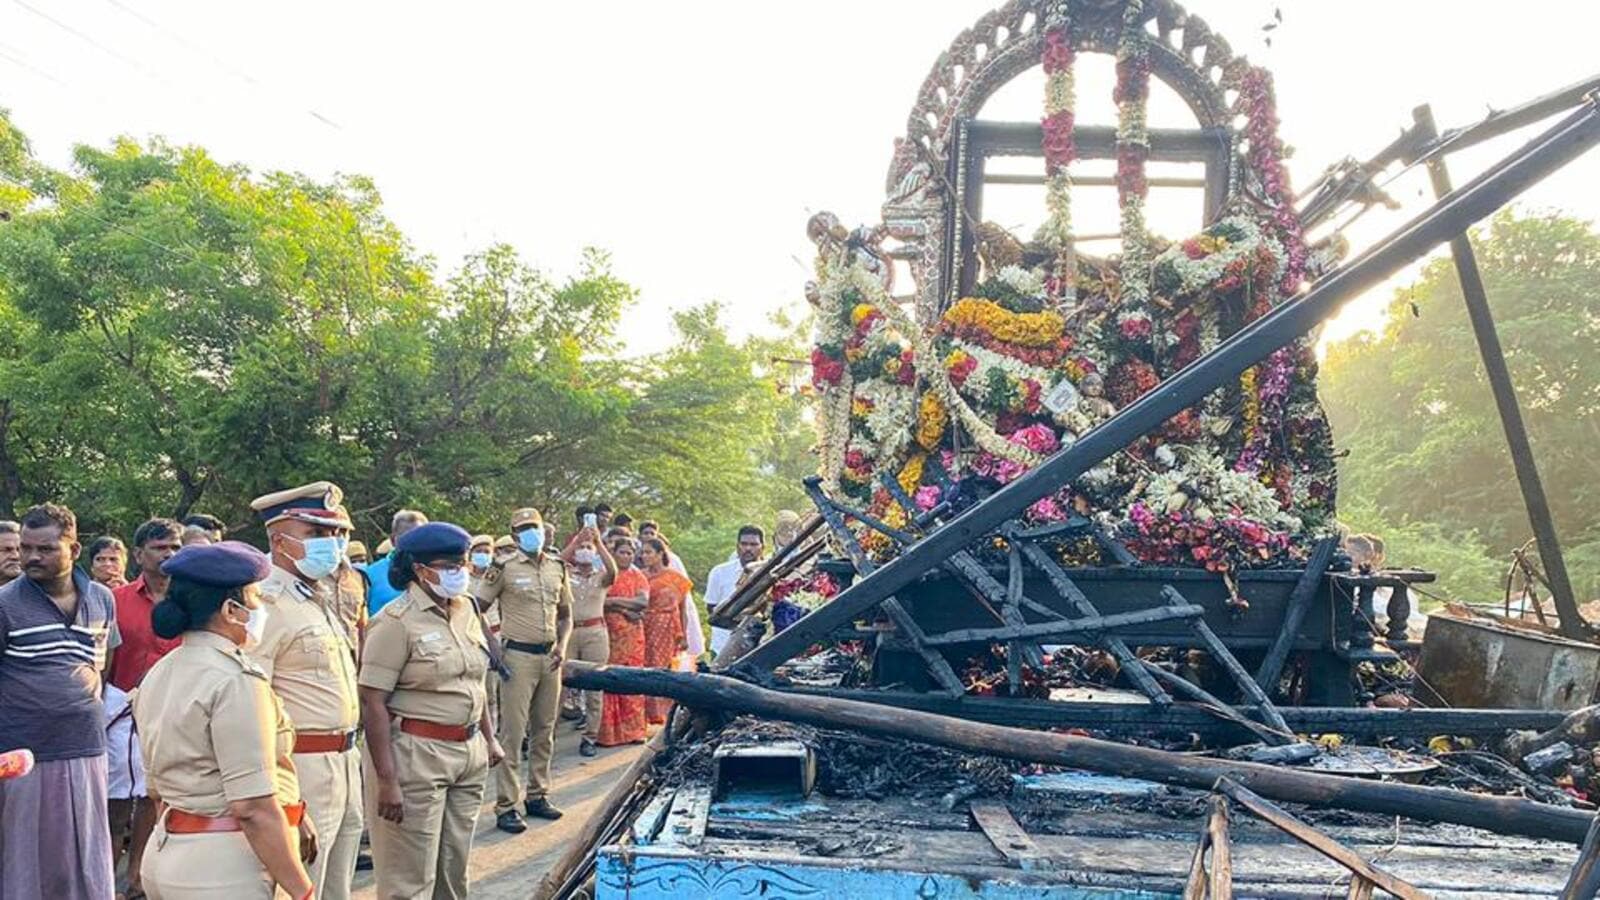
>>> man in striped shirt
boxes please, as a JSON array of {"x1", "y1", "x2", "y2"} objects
[{"x1": 0, "y1": 504, "x2": 119, "y2": 899}]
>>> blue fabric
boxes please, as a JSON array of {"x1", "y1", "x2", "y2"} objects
[{"x1": 365, "y1": 555, "x2": 402, "y2": 615}]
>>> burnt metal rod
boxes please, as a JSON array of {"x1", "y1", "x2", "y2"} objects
[
  {"x1": 731, "y1": 96, "x2": 1600, "y2": 677},
  {"x1": 1255, "y1": 537, "x2": 1340, "y2": 692},
  {"x1": 1414, "y1": 103, "x2": 1586, "y2": 640},
  {"x1": 922, "y1": 604, "x2": 1204, "y2": 646},
  {"x1": 565, "y1": 662, "x2": 1597, "y2": 844}
]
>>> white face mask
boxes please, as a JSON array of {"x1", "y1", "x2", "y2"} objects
[
  {"x1": 574, "y1": 548, "x2": 599, "y2": 568},
  {"x1": 232, "y1": 600, "x2": 268, "y2": 650},
  {"x1": 428, "y1": 566, "x2": 470, "y2": 598}
]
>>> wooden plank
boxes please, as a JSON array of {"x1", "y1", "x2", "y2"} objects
[
  {"x1": 658, "y1": 784, "x2": 713, "y2": 849},
  {"x1": 1347, "y1": 877, "x2": 1376, "y2": 899},
  {"x1": 1561, "y1": 813, "x2": 1600, "y2": 899},
  {"x1": 1016, "y1": 541, "x2": 1172, "y2": 704},
  {"x1": 1141, "y1": 664, "x2": 1291, "y2": 746},
  {"x1": 1255, "y1": 537, "x2": 1339, "y2": 692},
  {"x1": 943, "y1": 551, "x2": 1045, "y2": 667},
  {"x1": 1207, "y1": 795, "x2": 1233, "y2": 900},
  {"x1": 1162, "y1": 586, "x2": 1292, "y2": 737},
  {"x1": 922, "y1": 604, "x2": 1204, "y2": 646},
  {"x1": 1216, "y1": 778, "x2": 1433, "y2": 899},
  {"x1": 1006, "y1": 545, "x2": 1025, "y2": 694},
  {"x1": 882, "y1": 597, "x2": 967, "y2": 696},
  {"x1": 631, "y1": 788, "x2": 676, "y2": 846},
  {"x1": 969, "y1": 800, "x2": 1051, "y2": 872}
]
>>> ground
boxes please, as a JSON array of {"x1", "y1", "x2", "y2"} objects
[{"x1": 351, "y1": 723, "x2": 645, "y2": 900}]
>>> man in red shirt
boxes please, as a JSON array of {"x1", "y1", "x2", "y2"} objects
[{"x1": 105, "y1": 517, "x2": 183, "y2": 899}]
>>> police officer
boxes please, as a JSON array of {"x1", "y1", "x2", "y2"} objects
[
  {"x1": 359, "y1": 523, "x2": 503, "y2": 900},
  {"x1": 247, "y1": 483, "x2": 365, "y2": 900},
  {"x1": 477, "y1": 507, "x2": 571, "y2": 833},
  {"x1": 468, "y1": 535, "x2": 504, "y2": 733},
  {"x1": 134, "y1": 541, "x2": 317, "y2": 900}
]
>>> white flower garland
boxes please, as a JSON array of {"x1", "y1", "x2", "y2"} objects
[
  {"x1": 1042, "y1": 6, "x2": 1077, "y2": 304},
  {"x1": 1115, "y1": 0, "x2": 1151, "y2": 307},
  {"x1": 1151, "y1": 216, "x2": 1285, "y2": 299}
]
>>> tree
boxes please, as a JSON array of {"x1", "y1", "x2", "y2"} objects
[
  {"x1": 0, "y1": 110, "x2": 816, "y2": 582},
  {"x1": 1321, "y1": 210, "x2": 1600, "y2": 602}
]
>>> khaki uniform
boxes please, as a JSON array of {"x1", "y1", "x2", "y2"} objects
[
  {"x1": 359, "y1": 585, "x2": 489, "y2": 900},
  {"x1": 251, "y1": 565, "x2": 364, "y2": 900},
  {"x1": 133, "y1": 631, "x2": 301, "y2": 900},
  {"x1": 476, "y1": 551, "x2": 570, "y2": 812},
  {"x1": 329, "y1": 563, "x2": 368, "y2": 650},
  {"x1": 469, "y1": 571, "x2": 502, "y2": 733},
  {"x1": 568, "y1": 569, "x2": 610, "y2": 741}
]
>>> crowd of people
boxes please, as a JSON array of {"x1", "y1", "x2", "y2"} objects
[{"x1": 0, "y1": 484, "x2": 781, "y2": 900}]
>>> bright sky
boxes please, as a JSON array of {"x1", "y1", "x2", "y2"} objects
[{"x1": 2, "y1": 0, "x2": 1598, "y2": 355}]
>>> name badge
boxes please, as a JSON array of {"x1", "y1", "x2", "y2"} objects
[{"x1": 419, "y1": 631, "x2": 443, "y2": 644}]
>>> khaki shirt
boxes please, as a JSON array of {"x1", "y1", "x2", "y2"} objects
[
  {"x1": 134, "y1": 630, "x2": 299, "y2": 816},
  {"x1": 359, "y1": 585, "x2": 488, "y2": 727},
  {"x1": 571, "y1": 569, "x2": 608, "y2": 623},
  {"x1": 250, "y1": 565, "x2": 361, "y2": 733},
  {"x1": 328, "y1": 563, "x2": 368, "y2": 646},
  {"x1": 476, "y1": 552, "x2": 571, "y2": 645},
  {"x1": 469, "y1": 572, "x2": 500, "y2": 631}
]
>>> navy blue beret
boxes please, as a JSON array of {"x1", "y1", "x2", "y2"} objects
[
  {"x1": 161, "y1": 540, "x2": 272, "y2": 587},
  {"x1": 395, "y1": 522, "x2": 471, "y2": 556}
]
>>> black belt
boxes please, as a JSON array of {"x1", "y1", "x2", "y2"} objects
[{"x1": 504, "y1": 639, "x2": 553, "y2": 655}]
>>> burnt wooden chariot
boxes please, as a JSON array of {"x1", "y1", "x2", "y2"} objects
[{"x1": 707, "y1": 0, "x2": 1600, "y2": 733}]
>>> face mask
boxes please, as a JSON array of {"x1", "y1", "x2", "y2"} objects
[
  {"x1": 517, "y1": 529, "x2": 544, "y2": 554},
  {"x1": 288, "y1": 535, "x2": 342, "y2": 580},
  {"x1": 428, "y1": 566, "x2": 469, "y2": 597},
  {"x1": 232, "y1": 600, "x2": 268, "y2": 650},
  {"x1": 470, "y1": 552, "x2": 492, "y2": 570},
  {"x1": 574, "y1": 548, "x2": 599, "y2": 568},
  {"x1": 335, "y1": 535, "x2": 351, "y2": 556}
]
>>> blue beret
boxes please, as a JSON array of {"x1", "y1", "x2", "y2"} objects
[
  {"x1": 161, "y1": 540, "x2": 272, "y2": 588},
  {"x1": 395, "y1": 522, "x2": 471, "y2": 556}
]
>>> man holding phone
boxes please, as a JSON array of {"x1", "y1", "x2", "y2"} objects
[{"x1": 560, "y1": 517, "x2": 616, "y2": 756}]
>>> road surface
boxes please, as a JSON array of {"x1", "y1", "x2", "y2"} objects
[{"x1": 352, "y1": 723, "x2": 645, "y2": 899}]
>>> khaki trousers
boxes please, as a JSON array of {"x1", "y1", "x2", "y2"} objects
[
  {"x1": 495, "y1": 647, "x2": 561, "y2": 812},
  {"x1": 142, "y1": 824, "x2": 277, "y2": 899},
  {"x1": 569, "y1": 625, "x2": 609, "y2": 740},
  {"x1": 363, "y1": 729, "x2": 488, "y2": 900},
  {"x1": 293, "y1": 747, "x2": 363, "y2": 900}
]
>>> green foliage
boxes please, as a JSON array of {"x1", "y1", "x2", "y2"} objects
[
  {"x1": 1322, "y1": 210, "x2": 1600, "y2": 602},
  {"x1": 0, "y1": 112, "x2": 813, "y2": 582}
]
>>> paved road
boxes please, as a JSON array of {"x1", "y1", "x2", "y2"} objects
[{"x1": 352, "y1": 724, "x2": 645, "y2": 899}]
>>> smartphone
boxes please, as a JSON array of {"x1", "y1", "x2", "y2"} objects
[{"x1": 583, "y1": 513, "x2": 597, "y2": 529}]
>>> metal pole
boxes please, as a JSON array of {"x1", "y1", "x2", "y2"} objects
[
  {"x1": 732, "y1": 96, "x2": 1600, "y2": 675},
  {"x1": 1413, "y1": 103, "x2": 1587, "y2": 640}
]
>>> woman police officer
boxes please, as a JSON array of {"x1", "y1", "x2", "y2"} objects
[
  {"x1": 133, "y1": 541, "x2": 317, "y2": 899},
  {"x1": 359, "y1": 523, "x2": 504, "y2": 899}
]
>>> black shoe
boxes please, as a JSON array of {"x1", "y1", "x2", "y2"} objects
[
  {"x1": 579, "y1": 737, "x2": 598, "y2": 757},
  {"x1": 525, "y1": 797, "x2": 564, "y2": 820},
  {"x1": 355, "y1": 851, "x2": 373, "y2": 871},
  {"x1": 559, "y1": 705, "x2": 581, "y2": 721},
  {"x1": 496, "y1": 810, "x2": 527, "y2": 834}
]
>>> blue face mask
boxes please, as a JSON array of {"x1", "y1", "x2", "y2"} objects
[
  {"x1": 290, "y1": 535, "x2": 343, "y2": 580},
  {"x1": 517, "y1": 528, "x2": 544, "y2": 555},
  {"x1": 470, "y1": 551, "x2": 492, "y2": 570}
]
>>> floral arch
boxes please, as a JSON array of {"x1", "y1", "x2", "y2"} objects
[{"x1": 804, "y1": 0, "x2": 1340, "y2": 592}]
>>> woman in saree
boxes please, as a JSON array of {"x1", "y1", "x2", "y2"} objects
[
  {"x1": 597, "y1": 534, "x2": 650, "y2": 746},
  {"x1": 638, "y1": 537, "x2": 690, "y2": 725}
]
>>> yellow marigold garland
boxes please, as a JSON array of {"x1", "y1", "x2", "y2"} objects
[
  {"x1": 897, "y1": 452, "x2": 926, "y2": 496},
  {"x1": 942, "y1": 298, "x2": 1065, "y2": 348},
  {"x1": 916, "y1": 393, "x2": 947, "y2": 451}
]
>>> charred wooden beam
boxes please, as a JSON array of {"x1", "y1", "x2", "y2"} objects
[
  {"x1": 1184, "y1": 794, "x2": 1233, "y2": 900},
  {"x1": 1215, "y1": 778, "x2": 1429, "y2": 900},
  {"x1": 1161, "y1": 586, "x2": 1290, "y2": 736},
  {"x1": 1140, "y1": 664, "x2": 1291, "y2": 746},
  {"x1": 708, "y1": 515, "x2": 824, "y2": 628},
  {"x1": 732, "y1": 96, "x2": 1600, "y2": 677},
  {"x1": 1015, "y1": 540, "x2": 1171, "y2": 704},
  {"x1": 1255, "y1": 538, "x2": 1339, "y2": 692},
  {"x1": 922, "y1": 603, "x2": 1204, "y2": 646},
  {"x1": 775, "y1": 684, "x2": 1567, "y2": 740},
  {"x1": 565, "y1": 663, "x2": 1596, "y2": 844}
]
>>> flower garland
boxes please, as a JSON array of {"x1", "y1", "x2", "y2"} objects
[
  {"x1": 916, "y1": 392, "x2": 947, "y2": 451},
  {"x1": 1113, "y1": 0, "x2": 1152, "y2": 307},
  {"x1": 942, "y1": 297, "x2": 1067, "y2": 348},
  {"x1": 1040, "y1": 7, "x2": 1077, "y2": 303}
]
